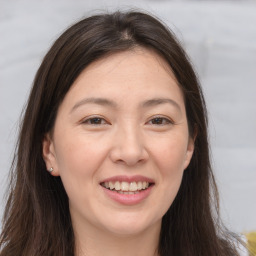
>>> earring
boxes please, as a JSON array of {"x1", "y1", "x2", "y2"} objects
[{"x1": 48, "y1": 167, "x2": 54, "y2": 173}]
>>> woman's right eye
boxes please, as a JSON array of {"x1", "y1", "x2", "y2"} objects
[{"x1": 82, "y1": 117, "x2": 108, "y2": 125}]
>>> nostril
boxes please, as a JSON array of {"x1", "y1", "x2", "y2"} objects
[{"x1": 108, "y1": 137, "x2": 148, "y2": 166}]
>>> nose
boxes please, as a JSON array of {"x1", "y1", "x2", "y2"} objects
[{"x1": 109, "y1": 125, "x2": 149, "y2": 166}]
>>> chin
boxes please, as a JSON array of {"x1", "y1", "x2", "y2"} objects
[
  {"x1": 100, "y1": 213, "x2": 161, "y2": 237},
  {"x1": 106, "y1": 224, "x2": 149, "y2": 237}
]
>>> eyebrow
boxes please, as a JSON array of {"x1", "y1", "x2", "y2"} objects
[
  {"x1": 141, "y1": 98, "x2": 181, "y2": 112},
  {"x1": 70, "y1": 97, "x2": 117, "y2": 113},
  {"x1": 70, "y1": 97, "x2": 181, "y2": 113}
]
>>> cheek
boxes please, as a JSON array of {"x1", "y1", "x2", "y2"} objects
[
  {"x1": 54, "y1": 132, "x2": 106, "y2": 173},
  {"x1": 159, "y1": 148, "x2": 185, "y2": 195},
  {"x1": 151, "y1": 135, "x2": 188, "y2": 206},
  {"x1": 153, "y1": 135, "x2": 189, "y2": 174},
  {"x1": 53, "y1": 138, "x2": 104, "y2": 216},
  {"x1": 52, "y1": 136, "x2": 103, "y2": 195}
]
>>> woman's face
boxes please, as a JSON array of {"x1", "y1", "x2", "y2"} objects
[{"x1": 43, "y1": 48, "x2": 194, "y2": 237}]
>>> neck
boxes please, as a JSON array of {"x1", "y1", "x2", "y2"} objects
[{"x1": 73, "y1": 219, "x2": 161, "y2": 256}]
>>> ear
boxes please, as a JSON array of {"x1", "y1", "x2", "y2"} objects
[
  {"x1": 42, "y1": 133, "x2": 60, "y2": 176},
  {"x1": 183, "y1": 136, "x2": 194, "y2": 169},
  {"x1": 183, "y1": 130, "x2": 197, "y2": 170},
  {"x1": 183, "y1": 124, "x2": 198, "y2": 170}
]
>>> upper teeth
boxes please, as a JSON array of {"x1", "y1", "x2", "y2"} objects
[{"x1": 102, "y1": 181, "x2": 149, "y2": 191}]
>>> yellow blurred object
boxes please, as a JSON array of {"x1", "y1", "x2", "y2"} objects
[{"x1": 245, "y1": 232, "x2": 256, "y2": 256}]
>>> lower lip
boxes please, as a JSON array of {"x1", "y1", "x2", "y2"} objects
[{"x1": 101, "y1": 185, "x2": 154, "y2": 205}]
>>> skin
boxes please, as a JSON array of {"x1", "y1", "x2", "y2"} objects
[{"x1": 43, "y1": 48, "x2": 194, "y2": 256}]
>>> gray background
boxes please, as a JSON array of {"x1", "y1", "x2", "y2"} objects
[{"x1": 0, "y1": 0, "x2": 256, "y2": 234}]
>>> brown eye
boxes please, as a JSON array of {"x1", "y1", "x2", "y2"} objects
[
  {"x1": 148, "y1": 117, "x2": 172, "y2": 125},
  {"x1": 82, "y1": 117, "x2": 107, "y2": 125}
]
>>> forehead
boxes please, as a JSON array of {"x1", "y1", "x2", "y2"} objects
[
  {"x1": 82, "y1": 47, "x2": 173, "y2": 73},
  {"x1": 61, "y1": 48, "x2": 184, "y2": 110},
  {"x1": 75, "y1": 48, "x2": 178, "y2": 85}
]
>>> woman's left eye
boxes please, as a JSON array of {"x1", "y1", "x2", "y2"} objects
[{"x1": 147, "y1": 117, "x2": 173, "y2": 125}]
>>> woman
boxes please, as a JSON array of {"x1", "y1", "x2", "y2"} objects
[{"x1": 0, "y1": 10, "x2": 243, "y2": 256}]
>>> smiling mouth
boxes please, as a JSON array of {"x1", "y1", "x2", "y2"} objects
[{"x1": 100, "y1": 181, "x2": 153, "y2": 194}]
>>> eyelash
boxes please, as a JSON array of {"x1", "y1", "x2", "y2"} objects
[
  {"x1": 147, "y1": 116, "x2": 174, "y2": 126},
  {"x1": 81, "y1": 116, "x2": 174, "y2": 126},
  {"x1": 82, "y1": 116, "x2": 108, "y2": 125}
]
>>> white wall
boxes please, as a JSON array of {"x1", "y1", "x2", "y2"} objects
[{"x1": 0, "y1": 0, "x2": 256, "y2": 233}]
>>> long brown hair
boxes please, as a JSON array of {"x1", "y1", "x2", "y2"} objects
[{"x1": 0, "y1": 10, "x2": 241, "y2": 256}]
